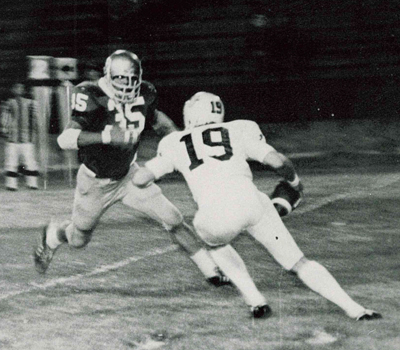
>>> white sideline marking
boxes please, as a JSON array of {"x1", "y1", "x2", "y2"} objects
[{"x1": 0, "y1": 245, "x2": 178, "y2": 301}]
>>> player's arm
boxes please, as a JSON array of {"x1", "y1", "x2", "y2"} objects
[
  {"x1": 132, "y1": 138, "x2": 175, "y2": 188},
  {"x1": 57, "y1": 120, "x2": 138, "y2": 150},
  {"x1": 57, "y1": 86, "x2": 138, "y2": 150},
  {"x1": 151, "y1": 109, "x2": 179, "y2": 136},
  {"x1": 57, "y1": 120, "x2": 83, "y2": 150},
  {"x1": 243, "y1": 120, "x2": 302, "y2": 191},
  {"x1": 57, "y1": 87, "x2": 100, "y2": 150},
  {"x1": 262, "y1": 151, "x2": 302, "y2": 191},
  {"x1": 144, "y1": 81, "x2": 178, "y2": 136}
]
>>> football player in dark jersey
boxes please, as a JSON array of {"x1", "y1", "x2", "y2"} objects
[{"x1": 33, "y1": 50, "x2": 230, "y2": 287}]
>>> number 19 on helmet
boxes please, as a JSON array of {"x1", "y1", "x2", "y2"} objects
[{"x1": 183, "y1": 92, "x2": 225, "y2": 129}]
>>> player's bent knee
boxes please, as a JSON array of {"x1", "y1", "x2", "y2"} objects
[
  {"x1": 161, "y1": 207, "x2": 184, "y2": 230},
  {"x1": 291, "y1": 257, "x2": 313, "y2": 274}
]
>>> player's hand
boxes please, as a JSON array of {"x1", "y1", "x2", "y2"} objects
[
  {"x1": 271, "y1": 180, "x2": 304, "y2": 216},
  {"x1": 101, "y1": 126, "x2": 138, "y2": 146},
  {"x1": 290, "y1": 181, "x2": 304, "y2": 194},
  {"x1": 288, "y1": 180, "x2": 304, "y2": 207},
  {"x1": 286, "y1": 174, "x2": 304, "y2": 194}
]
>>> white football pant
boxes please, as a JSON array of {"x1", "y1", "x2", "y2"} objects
[
  {"x1": 5, "y1": 142, "x2": 39, "y2": 189},
  {"x1": 193, "y1": 176, "x2": 304, "y2": 270}
]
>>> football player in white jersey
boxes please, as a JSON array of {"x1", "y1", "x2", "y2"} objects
[{"x1": 132, "y1": 91, "x2": 382, "y2": 320}]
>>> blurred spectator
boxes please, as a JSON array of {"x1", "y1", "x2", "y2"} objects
[
  {"x1": 81, "y1": 60, "x2": 102, "y2": 82},
  {"x1": 0, "y1": 81, "x2": 40, "y2": 190}
]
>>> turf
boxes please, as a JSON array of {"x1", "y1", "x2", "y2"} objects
[{"x1": 0, "y1": 154, "x2": 399, "y2": 350}]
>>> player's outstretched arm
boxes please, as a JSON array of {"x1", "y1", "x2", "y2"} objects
[
  {"x1": 262, "y1": 151, "x2": 303, "y2": 192},
  {"x1": 57, "y1": 121, "x2": 138, "y2": 150},
  {"x1": 133, "y1": 142, "x2": 175, "y2": 188},
  {"x1": 152, "y1": 109, "x2": 179, "y2": 136}
]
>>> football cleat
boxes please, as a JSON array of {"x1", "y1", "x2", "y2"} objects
[
  {"x1": 33, "y1": 225, "x2": 57, "y2": 274},
  {"x1": 207, "y1": 268, "x2": 232, "y2": 287},
  {"x1": 356, "y1": 309, "x2": 382, "y2": 321},
  {"x1": 270, "y1": 181, "x2": 303, "y2": 217},
  {"x1": 207, "y1": 275, "x2": 232, "y2": 287},
  {"x1": 251, "y1": 304, "x2": 272, "y2": 319}
]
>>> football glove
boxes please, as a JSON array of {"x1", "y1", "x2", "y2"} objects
[{"x1": 270, "y1": 181, "x2": 303, "y2": 217}]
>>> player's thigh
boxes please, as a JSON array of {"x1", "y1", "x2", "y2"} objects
[
  {"x1": 4, "y1": 142, "x2": 19, "y2": 169},
  {"x1": 247, "y1": 198, "x2": 304, "y2": 270},
  {"x1": 72, "y1": 167, "x2": 110, "y2": 231},
  {"x1": 194, "y1": 180, "x2": 264, "y2": 246},
  {"x1": 122, "y1": 180, "x2": 183, "y2": 227},
  {"x1": 193, "y1": 204, "x2": 242, "y2": 246}
]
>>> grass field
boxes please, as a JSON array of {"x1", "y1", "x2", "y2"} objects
[{"x1": 1, "y1": 154, "x2": 399, "y2": 350}]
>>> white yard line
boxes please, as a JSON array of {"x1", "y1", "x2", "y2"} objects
[
  {"x1": 0, "y1": 245, "x2": 178, "y2": 301},
  {"x1": 294, "y1": 172, "x2": 400, "y2": 216},
  {"x1": 1, "y1": 173, "x2": 399, "y2": 301}
]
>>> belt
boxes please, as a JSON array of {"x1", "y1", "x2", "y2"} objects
[{"x1": 81, "y1": 164, "x2": 127, "y2": 181}]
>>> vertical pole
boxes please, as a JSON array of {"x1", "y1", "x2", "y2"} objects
[
  {"x1": 57, "y1": 80, "x2": 75, "y2": 188},
  {"x1": 32, "y1": 85, "x2": 52, "y2": 190},
  {"x1": 65, "y1": 81, "x2": 73, "y2": 188}
]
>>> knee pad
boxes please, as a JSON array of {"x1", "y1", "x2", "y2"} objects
[
  {"x1": 158, "y1": 210, "x2": 183, "y2": 231},
  {"x1": 163, "y1": 207, "x2": 184, "y2": 229},
  {"x1": 294, "y1": 259, "x2": 321, "y2": 277}
]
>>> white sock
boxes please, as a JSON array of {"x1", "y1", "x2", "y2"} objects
[
  {"x1": 190, "y1": 248, "x2": 219, "y2": 278},
  {"x1": 45, "y1": 221, "x2": 63, "y2": 249},
  {"x1": 209, "y1": 245, "x2": 266, "y2": 307},
  {"x1": 46, "y1": 220, "x2": 71, "y2": 249},
  {"x1": 296, "y1": 260, "x2": 364, "y2": 318}
]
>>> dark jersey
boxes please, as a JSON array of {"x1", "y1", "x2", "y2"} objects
[{"x1": 71, "y1": 79, "x2": 158, "y2": 179}]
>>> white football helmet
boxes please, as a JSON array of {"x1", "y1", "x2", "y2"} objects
[
  {"x1": 104, "y1": 50, "x2": 142, "y2": 104},
  {"x1": 183, "y1": 92, "x2": 225, "y2": 129}
]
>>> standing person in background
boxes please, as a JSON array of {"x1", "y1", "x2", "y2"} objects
[
  {"x1": 0, "y1": 81, "x2": 40, "y2": 191},
  {"x1": 33, "y1": 50, "x2": 230, "y2": 288},
  {"x1": 81, "y1": 60, "x2": 102, "y2": 83},
  {"x1": 132, "y1": 91, "x2": 382, "y2": 321}
]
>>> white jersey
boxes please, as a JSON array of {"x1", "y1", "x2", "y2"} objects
[
  {"x1": 146, "y1": 119, "x2": 304, "y2": 268},
  {"x1": 146, "y1": 119, "x2": 276, "y2": 202}
]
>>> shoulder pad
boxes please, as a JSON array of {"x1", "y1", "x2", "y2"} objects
[
  {"x1": 157, "y1": 131, "x2": 178, "y2": 156},
  {"x1": 141, "y1": 80, "x2": 157, "y2": 105},
  {"x1": 75, "y1": 81, "x2": 103, "y2": 96},
  {"x1": 72, "y1": 82, "x2": 105, "y2": 112},
  {"x1": 236, "y1": 119, "x2": 266, "y2": 142}
]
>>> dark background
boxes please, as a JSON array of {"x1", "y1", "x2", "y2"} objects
[{"x1": 0, "y1": 0, "x2": 399, "y2": 129}]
